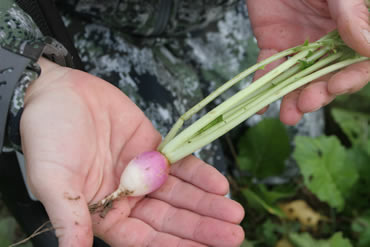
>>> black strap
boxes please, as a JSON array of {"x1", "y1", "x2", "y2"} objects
[
  {"x1": 0, "y1": 47, "x2": 32, "y2": 152},
  {"x1": 16, "y1": 0, "x2": 84, "y2": 70}
]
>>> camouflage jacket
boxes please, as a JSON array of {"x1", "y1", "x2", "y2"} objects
[
  {"x1": 56, "y1": 0, "x2": 240, "y2": 37},
  {"x1": 1, "y1": 0, "x2": 324, "y2": 171}
]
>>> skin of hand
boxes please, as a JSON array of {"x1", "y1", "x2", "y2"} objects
[
  {"x1": 20, "y1": 57, "x2": 245, "y2": 247},
  {"x1": 246, "y1": 0, "x2": 370, "y2": 125}
]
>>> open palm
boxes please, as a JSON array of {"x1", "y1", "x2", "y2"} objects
[
  {"x1": 20, "y1": 59, "x2": 244, "y2": 247},
  {"x1": 247, "y1": 0, "x2": 370, "y2": 125}
]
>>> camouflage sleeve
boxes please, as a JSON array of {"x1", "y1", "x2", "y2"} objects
[{"x1": 0, "y1": 0, "x2": 71, "y2": 151}]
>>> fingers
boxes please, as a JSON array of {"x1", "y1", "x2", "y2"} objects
[
  {"x1": 28, "y1": 166, "x2": 93, "y2": 247},
  {"x1": 169, "y1": 155, "x2": 229, "y2": 195},
  {"x1": 328, "y1": 0, "x2": 370, "y2": 57},
  {"x1": 150, "y1": 175, "x2": 245, "y2": 224},
  {"x1": 297, "y1": 81, "x2": 335, "y2": 112},
  {"x1": 281, "y1": 60, "x2": 370, "y2": 125},
  {"x1": 295, "y1": 73, "x2": 335, "y2": 114},
  {"x1": 92, "y1": 194, "x2": 210, "y2": 247},
  {"x1": 98, "y1": 216, "x2": 207, "y2": 247},
  {"x1": 280, "y1": 89, "x2": 304, "y2": 125},
  {"x1": 328, "y1": 60, "x2": 370, "y2": 95},
  {"x1": 130, "y1": 198, "x2": 245, "y2": 247},
  {"x1": 297, "y1": 61, "x2": 370, "y2": 111}
]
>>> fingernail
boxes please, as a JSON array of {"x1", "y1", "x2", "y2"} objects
[{"x1": 361, "y1": 29, "x2": 370, "y2": 44}]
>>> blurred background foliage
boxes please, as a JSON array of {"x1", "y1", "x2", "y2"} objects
[
  {"x1": 0, "y1": 203, "x2": 32, "y2": 247},
  {"x1": 232, "y1": 83, "x2": 370, "y2": 247}
]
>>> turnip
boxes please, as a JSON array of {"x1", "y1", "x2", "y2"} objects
[
  {"x1": 89, "y1": 151, "x2": 169, "y2": 214},
  {"x1": 88, "y1": 30, "x2": 369, "y2": 215}
]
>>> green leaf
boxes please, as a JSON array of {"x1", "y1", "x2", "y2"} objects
[
  {"x1": 346, "y1": 147, "x2": 370, "y2": 210},
  {"x1": 237, "y1": 118, "x2": 291, "y2": 178},
  {"x1": 352, "y1": 210, "x2": 370, "y2": 247},
  {"x1": 293, "y1": 136, "x2": 359, "y2": 211},
  {"x1": 331, "y1": 108, "x2": 370, "y2": 147},
  {"x1": 307, "y1": 50, "x2": 314, "y2": 57},
  {"x1": 0, "y1": 216, "x2": 32, "y2": 247},
  {"x1": 241, "y1": 188, "x2": 286, "y2": 218},
  {"x1": 289, "y1": 232, "x2": 320, "y2": 247},
  {"x1": 0, "y1": 217, "x2": 17, "y2": 247},
  {"x1": 289, "y1": 232, "x2": 352, "y2": 247},
  {"x1": 298, "y1": 59, "x2": 314, "y2": 70},
  {"x1": 258, "y1": 219, "x2": 280, "y2": 246},
  {"x1": 258, "y1": 184, "x2": 296, "y2": 204},
  {"x1": 329, "y1": 232, "x2": 353, "y2": 247},
  {"x1": 240, "y1": 239, "x2": 255, "y2": 247}
]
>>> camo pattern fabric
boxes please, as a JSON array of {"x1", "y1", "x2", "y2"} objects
[
  {"x1": 57, "y1": 0, "x2": 324, "y2": 169},
  {"x1": 5, "y1": 0, "x2": 324, "y2": 171},
  {"x1": 0, "y1": 1, "x2": 69, "y2": 61},
  {"x1": 0, "y1": 1, "x2": 40, "y2": 150},
  {"x1": 0, "y1": 1, "x2": 74, "y2": 150},
  {"x1": 0, "y1": 1, "x2": 42, "y2": 58},
  {"x1": 57, "y1": 0, "x2": 240, "y2": 36},
  {"x1": 50, "y1": 0, "x2": 257, "y2": 169}
]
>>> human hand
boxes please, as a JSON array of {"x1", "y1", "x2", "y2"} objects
[
  {"x1": 246, "y1": 0, "x2": 370, "y2": 125},
  {"x1": 20, "y1": 58, "x2": 245, "y2": 247}
]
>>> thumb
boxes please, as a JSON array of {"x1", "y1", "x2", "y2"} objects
[
  {"x1": 28, "y1": 168, "x2": 94, "y2": 247},
  {"x1": 328, "y1": 0, "x2": 370, "y2": 57}
]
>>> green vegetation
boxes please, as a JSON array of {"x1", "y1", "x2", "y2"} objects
[
  {"x1": 0, "y1": 204, "x2": 32, "y2": 247},
  {"x1": 232, "y1": 84, "x2": 370, "y2": 247}
]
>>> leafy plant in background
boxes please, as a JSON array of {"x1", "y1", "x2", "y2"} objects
[
  {"x1": 0, "y1": 207, "x2": 32, "y2": 247},
  {"x1": 233, "y1": 83, "x2": 370, "y2": 247}
]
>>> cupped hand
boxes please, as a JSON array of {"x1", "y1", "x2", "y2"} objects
[
  {"x1": 20, "y1": 58, "x2": 245, "y2": 247},
  {"x1": 247, "y1": 0, "x2": 370, "y2": 125}
]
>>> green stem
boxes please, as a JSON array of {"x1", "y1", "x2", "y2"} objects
[
  {"x1": 270, "y1": 46, "x2": 331, "y2": 86},
  {"x1": 158, "y1": 29, "x2": 368, "y2": 163},
  {"x1": 161, "y1": 49, "x2": 312, "y2": 155},
  {"x1": 165, "y1": 55, "x2": 368, "y2": 163},
  {"x1": 158, "y1": 39, "x2": 333, "y2": 151}
]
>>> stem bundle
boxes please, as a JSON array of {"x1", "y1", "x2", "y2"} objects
[{"x1": 158, "y1": 30, "x2": 369, "y2": 163}]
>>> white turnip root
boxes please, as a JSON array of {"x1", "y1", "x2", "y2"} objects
[{"x1": 88, "y1": 151, "x2": 169, "y2": 215}]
